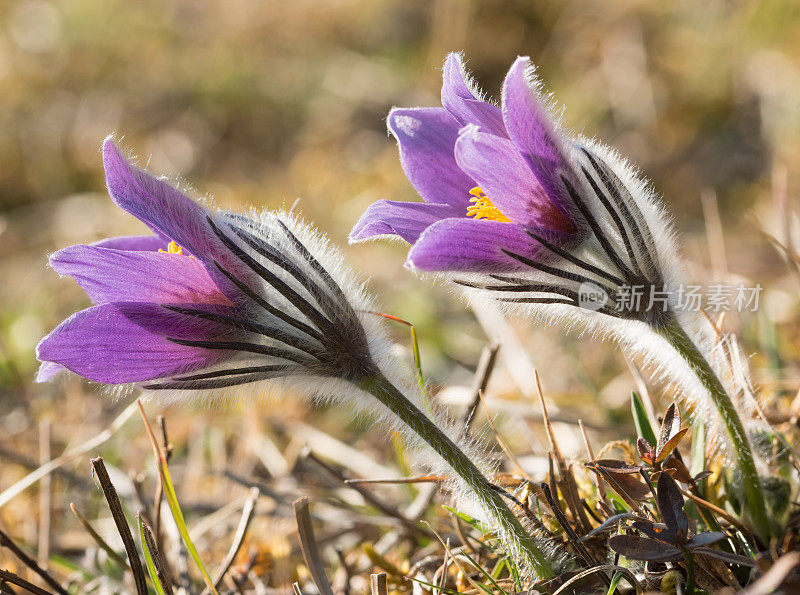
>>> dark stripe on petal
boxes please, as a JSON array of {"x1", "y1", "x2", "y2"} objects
[
  {"x1": 497, "y1": 296, "x2": 576, "y2": 306},
  {"x1": 171, "y1": 365, "x2": 291, "y2": 381},
  {"x1": 162, "y1": 305, "x2": 324, "y2": 359},
  {"x1": 230, "y1": 223, "x2": 347, "y2": 325},
  {"x1": 561, "y1": 176, "x2": 637, "y2": 281},
  {"x1": 499, "y1": 248, "x2": 618, "y2": 297},
  {"x1": 207, "y1": 217, "x2": 336, "y2": 334},
  {"x1": 580, "y1": 165, "x2": 646, "y2": 279},
  {"x1": 525, "y1": 231, "x2": 624, "y2": 285},
  {"x1": 143, "y1": 372, "x2": 283, "y2": 391},
  {"x1": 165, "y1": 337, "x2": 315, "y2": 365},
  {"x1": 213, "y1": 259, "x2": 325, "y2": 342},
  {"x1": 454, "y1": 278, "x2": 579, "y2": 300},
  {"x1": 580, "y1": 148, "x2": 660, "y2": 281}
]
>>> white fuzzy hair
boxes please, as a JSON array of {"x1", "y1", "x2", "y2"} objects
[
  {"x1": 389, "y1": 55, "x2": 767, "y2": 468},
  {"x1": 421, "y1": 129, "x2": 761, "y2": 467},
  {"x1": 109, "y1": 209, "x2": 571, "y2": 580}
]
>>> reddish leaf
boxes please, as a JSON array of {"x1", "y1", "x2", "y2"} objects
[
  {"x1": 637, "y1": 437, "x2": 654, "y2": 463},
  {"x1": 663, "y1": 455, "x2": 693, "y2": 484},
  {"x1": 657, "y1": 403, "x2": 679, "y2": 454},
  {"x1": 586, "y1": 460, "x2": 650, "y2": 502},
  {"x1": 655, "y1": 428, "x2": 689, "y2": 464},
  {"x1": 693, "y1": 470, "x2": 713, "y2": 483}
]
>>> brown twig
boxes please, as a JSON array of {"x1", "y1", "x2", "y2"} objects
[
  {"x1": 460, "y1": 342, "x2": 500, "y2": 435},
  {"x1": 540, "y1": 483, "x2": 606, "y2": 581},
  {"x1": 370, "y1": 572, "x2": 388, "y2": 595},
  {"x1": 535, "y1": 371, "x2": 592, "y2": 533},
  {"x1": 91, "y1": 457, "x2": 148, "y2": 595},
  {"x1": 679, "y1": 488, "x2": 749, "y2": 533},
  {"x1": 0, "y1": 567, "x2": 56, "y2": 595},
  {"x1": 304, "y1": 449, "x2": 433, "y2": 540},
  {"x1": 0, "y1": 528, "x2": 67, "y2": 595},
  {"x1": 211, "y1": 487, "x2": 259, "y2": 590},
  {"x1": 579, "y1": 419, "x2": 608, "y2": 508},
  {"x1": 139, "y1": 515, "x2": 174, "y2": 595},
  {"x1": 37, "y1": 419, "x2": 51, "y2": 569},
  {"x1": 154, "y1": 414, "x2": 173, "y2": 558},
  {"x1": 293, "y1": 497, "x2": 334, "y2": 595},
  {"x1": 70, "y1": 502, "x2": 128, "y2": 568}
]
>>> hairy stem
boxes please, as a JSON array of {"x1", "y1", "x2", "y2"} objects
[
  {"x1": 660, "y1": 319, "x2": 774, "y2": 543},
  {"x1": 360, "y1": 373, "x2": 555, "y2": 579}
]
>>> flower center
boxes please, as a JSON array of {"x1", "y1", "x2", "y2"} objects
[
  {"x1": 159, "y1": 240, "x2": 193, "y2": 257},
  {"x1": 466, "y1": 187, "x2": 510, "y2": 222}
]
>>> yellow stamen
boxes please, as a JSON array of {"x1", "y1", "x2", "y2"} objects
[
  {"x1": 159, "y1": 240, "x2": 193, "y2": 257},
  {"x1": 466, "y1": 186, "x2": 510, "y2": 222}
]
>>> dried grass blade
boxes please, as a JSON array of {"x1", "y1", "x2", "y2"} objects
[
  {"x1": 211, "y1": 486, "x2": 259, "y2": 590},
  {"x1": 370, "y1": 572, "x2": 388, "y2": 595},
  {"x1": 579, "y1": 420, "x2": 608, "y2": 507},
  {"x1": 552, "y1": 564, "x2": 640, "y2": 595},
  {"x1": 293, "y1": 496, "x2": 334, "y2": 595},
  {"x1": 535, "y1": 372, "x2": 591, "y2": 532},
  {"x1": 90, "y1": 457, "x2": 147, "y2": 595}
]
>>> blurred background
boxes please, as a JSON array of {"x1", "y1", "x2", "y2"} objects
[{"x1": 2, "y1": 0, "x2": 800, "y2": 591}]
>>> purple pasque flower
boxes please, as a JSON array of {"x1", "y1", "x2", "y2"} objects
[
  {"x1": 351, "y1": 53, "x2": 670, "y2": 327},
  {"x1": 350, "y1": 52, "x2": 582, "y2": 272},
  {"x1": 36, "y1": 139, "x2": 382, "y2": 392}
]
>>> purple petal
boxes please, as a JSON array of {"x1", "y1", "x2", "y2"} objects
[
  {"x1": 501, "y1": 57, "x2": 575, "y2": 223},
  {"x1": 455, "y1": 126, "x2": 574, "y2": 232},
  {"x1": 36, "y1": 302, "x2": 233, "y2": 383},
  {"x1": 50, "y1": 245, "x2": 232, "y2": 306},
  {"x1": 102, "y1": 139, "x2": 217, "y2": 259},
  {"x1": 388, "y1": 108, "x2": 476, "y2": 209},
  {"x1": 405, "y1": 218, "x2": 546, "y2": 272},
  {"x1": 102, "y1": 140, "x2": 251, "y2": 299},
  {"x1": 349, "y1": 200, "x2": 460, "y2": 243},
  {"x1": 91, "y1": 235, "x2": 168, "y2": 251},
  {"x1": 441, "y1": 53, "x2": 506, "y2": 137},
  {"x1": 35, "y1": 361, "x2": 67, "y2": 383}
]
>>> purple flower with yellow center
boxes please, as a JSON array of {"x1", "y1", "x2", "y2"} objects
[
  {"x1": 351, "y1": 53, "x2": 669, "y2": 326},
  {"x1": 350, "y1": 53, "x2": 584, "y2": 272},
  {"x1": 36, "y1": 138, "x2": 381, "y2": 391}
]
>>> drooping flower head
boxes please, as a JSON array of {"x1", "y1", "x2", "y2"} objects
[
  {"x1": 37, "y1": 138, "x2": 391, "y2": 398},
  {"x1": 351, "y1": 53, "x2": 676, "y2": 329}
]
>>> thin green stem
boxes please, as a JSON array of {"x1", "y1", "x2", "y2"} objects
[
  {"x1": 660, "y1": 319, "x2": 774, "y2": 542},
  {"x1": 359, "y1": 373, "x2": 555, "y2": 579}
]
